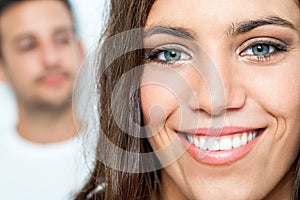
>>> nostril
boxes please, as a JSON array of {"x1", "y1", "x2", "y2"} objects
[{"x1": 188, "y1": 92, "x2": 228, "y2": 116}]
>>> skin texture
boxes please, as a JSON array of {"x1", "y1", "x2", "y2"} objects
[
  {"x1": 0, "y1": 0, "x2": 84, "y2": 143},
  {"x1": 141, "y1": 0, "x2": 300, "y2": 199}
]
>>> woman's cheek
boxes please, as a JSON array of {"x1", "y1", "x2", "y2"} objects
[
  {"x1": 140, "y1": 84, "x2": 179, "y2": 134},
  {"x1": 248, "y1": 63, "x2": 300, "y2": 119}
]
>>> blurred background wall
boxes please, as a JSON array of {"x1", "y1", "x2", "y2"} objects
[{"x1": 0, "y1": 0, "x2": 104, "y2": 131}]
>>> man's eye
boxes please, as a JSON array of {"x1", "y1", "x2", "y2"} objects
[
  {"x1": 55, "y1": 35, "x2": 70, "y2": 45},
  {"x1": 242, "y1": 44, "x2": 275, "y2": 56},
  {"x1": 18, "y1": 40, "x2": 36, "y2": 52}
]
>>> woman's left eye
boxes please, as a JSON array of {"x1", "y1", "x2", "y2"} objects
[
  {"x1": 238, "y1": 38, "x2": 289, "y2": 63},
  {"x1": 242, "y1": 44, "x2": 275, "y2": 56}
]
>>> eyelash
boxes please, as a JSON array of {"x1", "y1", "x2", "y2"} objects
[
  {"x1": 144, "y1": 39, "x2": 289, "y2": 66},
  {"x1": 238, "y1": 39, "x2": 289, "y2": 62},
  {"x1": 145, "y1": 44, "x2": 192, "y2": 66}
]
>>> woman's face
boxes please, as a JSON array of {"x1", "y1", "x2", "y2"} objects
[{"x1": 141, "y1": 0, "x2": 300, "y2": 199}]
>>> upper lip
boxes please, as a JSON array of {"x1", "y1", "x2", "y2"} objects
[
  {"x1": 37, "y1": 71, "x2": 68, "y2": 81},
  {"x1": 178, "y1": 127, "x2": 261, "y2": 137}
]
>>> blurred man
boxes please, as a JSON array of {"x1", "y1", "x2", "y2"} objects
[{"x1": 0, "y1": 0, "x2": 90, "y2": 199}]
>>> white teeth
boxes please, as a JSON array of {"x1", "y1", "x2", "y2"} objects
[
  {"x1": 241, "y1": 133, "x2": 248, "y2": 145},
  {"x1": 199, "y1": 137, "x2": 207, "y2": 150},
  {"x1": 193, "y1": 137, "x2": 200, "y2": 147},
  {"x1": 187, "y1": 135, "x2": 194, "y2": 143},
  {"x1": 232, "y1": 136, "x2": 242, "y2": 148},
  {"x1": 219, "y1": 137, "x2": 232, "y2": 150},
  {"x1": 253, "y1": 131, "x2": 258, "y2": 138},
  {"x1": 186, "y1": 130, "x2": 260, "y2": 151},
  {"x1": 247, "y1": 134, "x2": 253, "y2": 142},
  {"x1": 207, "y1": 138, "x2": 219, "y2": 151}
]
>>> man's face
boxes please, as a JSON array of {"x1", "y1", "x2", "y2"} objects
[{"x1": 0, "y1": 0, "x2": 84, "y2": 111}]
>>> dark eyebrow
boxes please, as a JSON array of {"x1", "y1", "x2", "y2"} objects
[
  {"x1": 144, "y1": 26, "x2": 196, "y2": 40},
  {"x1": 229, "y1": 16, "x2": 296, "y2": 35},
  {"x1": 13, "y1": 34, "x2": 34, "y2": 44},
  {"x1": 53, "y1": 26, "x2": 77, "y2": 40},
  {"x1": 12, "y1": 26, "x2": 76, "y2": 44},
  {"x1": 54, "y1": 26, "x2": 76, "y2": 35}
]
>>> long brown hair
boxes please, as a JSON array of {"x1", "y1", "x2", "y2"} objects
[
  {"x1": 76, "y1": 1, "x2": 157, "y2": 199},
  {"x1": 76, "y1": 0, "x2": 300, "y2": 199}
]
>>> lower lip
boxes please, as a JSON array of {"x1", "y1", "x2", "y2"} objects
[
  {"x1": 40, "y1": 74, "x2": 67, "y2": 85},
  {"x1": 179, "y1": 132, "x2": 262, "y2": 166}
]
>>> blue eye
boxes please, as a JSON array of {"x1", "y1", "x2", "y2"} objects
[
  {"x1": 244, "y1": 44, "x2": 275, "y2": 56},
  {"x1": 159, "y1": 50, "x2": 183, "y2": 61},
  {"x1": 239, "y1": 38, "x2": 289, "y2": 63},
  {"x1": 146, "y1": 45, "x2": 191, "y2": 65},
  {"x1": 253, "y1": 45, "x2": 271, "y2": 55}
]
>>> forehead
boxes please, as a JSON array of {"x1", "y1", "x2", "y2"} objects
[
  {"x1": 0, "y1": 0, "x2": 73, "y2": 41},
  {"x1": 146, "y1": 0, "x2": 300, "y2": 32}
]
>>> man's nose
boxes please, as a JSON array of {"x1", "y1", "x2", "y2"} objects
[{"x1": 41, "y1": 42, "x2": 60, "y2": 69}]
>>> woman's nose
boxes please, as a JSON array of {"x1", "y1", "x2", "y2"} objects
[{"x1": 188, "y1": 56, "x2": 246, "y2": 116}]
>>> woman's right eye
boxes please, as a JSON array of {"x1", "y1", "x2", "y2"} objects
[
  {"x1": 157, "y1": 49, "x2": 189, "y2": 62},
  {"x1": 145, "y1": 45, "x2": 192, "y2": 65}
]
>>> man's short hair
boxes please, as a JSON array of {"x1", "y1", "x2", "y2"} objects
[
  {"x1": 0, "y1": 0, "x2": 74, "y2": 59},
  {"x1": 0, "y1": 0, "x2": 72, "y2": 13}
]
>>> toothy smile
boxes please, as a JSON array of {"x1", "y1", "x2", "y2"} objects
[
  {"x1": 178, "y1": 127, "x2": 265, "y2": 165},
  {"x1": 185, "y1": 129, "x2": 261, "y2": 151}
]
